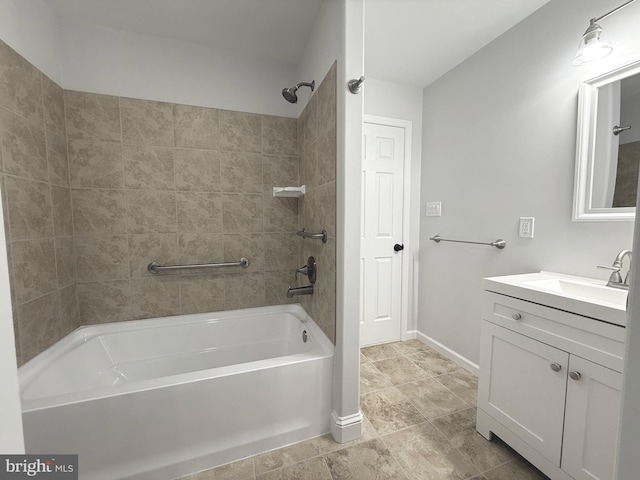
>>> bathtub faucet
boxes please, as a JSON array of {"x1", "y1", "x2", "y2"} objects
[{"x1": 287, "y1": 285, "x2": 314, "y2": 298}]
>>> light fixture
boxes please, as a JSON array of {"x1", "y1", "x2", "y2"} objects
[{"x1": 572, "y1": 0, "x2": 636, "y2": 66}]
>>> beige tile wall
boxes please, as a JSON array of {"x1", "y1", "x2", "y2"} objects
[
  {"x1": 65, "y1": 91, "x2": 301, "y2": 325},
  {"x1": 612, "y1": 141, "x2": 640, "y2": 208},
  {"x1": 298, "y1": 62, "x2": 337, "y2": 343},
  {"x1": 0, "y1": 40, "x2": 79, "y2": 365},
  {"x1": 1, "y1": 35, "x2": 338, "y2": 363}
]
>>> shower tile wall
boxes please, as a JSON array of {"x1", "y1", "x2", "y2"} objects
[
  {"x1": 0, "y1": 40, "x2": 79, "y2": 365},
  {"x1": 298, "y1": 62, "x2": 337, "y2": 343},
  {"x1": 1, "y1": 36, "x2": 337, "y2": 363},
  {"x1": 612, "y1": 141, "x2": 640, "y2": 207},
  {"x1": 66, "y1": 93, "x2": 301, "y2": 325}
]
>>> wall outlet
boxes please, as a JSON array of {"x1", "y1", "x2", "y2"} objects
[
  {"x1": 426, "y1": 202, "x2": 442, "y2": 217},
  {"x1": 519, "y1": 217, "x2": 535, "y2": 238}
]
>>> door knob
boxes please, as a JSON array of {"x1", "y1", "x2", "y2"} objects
[
  {"x1": 550, "y1": 363, "x2": 562, "y2": 372},
  {"x1": 394, "y1": 244, "x2": 404, "y2": 252},
  {"x1": 569, "y1": 371, "x2": 582, "y2": 381}
]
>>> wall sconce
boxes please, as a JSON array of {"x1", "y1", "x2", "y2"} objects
[{"x1": 572, "y1": 0, "x2": 637, "y2": 66}]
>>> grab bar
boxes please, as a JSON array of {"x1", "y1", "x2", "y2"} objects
[
  {"x1": 296, "y1": 228, "x2": 328, "y2": 243},
  {"x1": 429, "y1": 235, "x2": 506, "y2": 250},
  {"x1": 147, "y1": 257, "x2": 250, "y2": 274}
]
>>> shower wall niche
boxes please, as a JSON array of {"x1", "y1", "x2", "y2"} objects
[{"x1": 1, "y1": 37, "x2": 338, "y2": 365}]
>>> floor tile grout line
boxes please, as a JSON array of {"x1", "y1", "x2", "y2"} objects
[
  {"x1": 251, "y1": 436, "x2": 369, "y2": 476},
  {"x1": 386, "y1": 389, "x2": 480, "y2": 460},
  {"x1": 361, "y1": 351, "x2": 472, "y2": 400},
  {"x1": 375, "y1": 419, "x2": 431, "y2": 439},
  {"x1": 427, "y1": 417, "x2": 490, "y2": 479},
  {"x1": 365, "y1": 348, "x2": 465, "y2": 376},
  {"x1": 427, "y1": 405, "x2": 477, "y2": 425},
  {"x1": 321, "y1": 455, "x2": 337, "y2": 480},
  {"x1": 426, "y1": 411, "x2": 535, "y2": 480},
  {"x1": 361, "y1": 347, "x2": 493, "y2": 476},
  {"x1": 377, "y1": 432, "x2": 413, "y2": 480},
  {"x1": 361, "y1": 352, "x2": 405, "y2": 362},
  {"x1": 477, "y1": 457, "x2": 517, "y2": 477}
]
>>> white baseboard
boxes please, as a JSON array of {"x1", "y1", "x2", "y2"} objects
[
  {"x1": 405, "y1": 330, "x2": 417, "y2": 340},
  {"x1": 415, "y1": 331, "x2": 479, "y2": 376},
  {"x1": 330, "y1": 410, "x2": 363, "y2": 444}
]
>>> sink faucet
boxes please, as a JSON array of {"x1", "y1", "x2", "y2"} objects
[{"x1": 598, "y1": 249, "x2": 632, "y2": 290}]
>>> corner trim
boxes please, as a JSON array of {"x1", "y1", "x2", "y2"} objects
[
  {"x1": 330, "y1": 410, "x2": 363, "y2": 444},
  {"x1": 416, "y1": 331, "x2": 479, "y2": 376}
]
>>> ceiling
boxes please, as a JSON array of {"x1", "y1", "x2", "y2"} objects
[
  {"x1": 365, "y1": 0, "x2": 551, "y2": 87},
  {"x1": 44, "y1": 0, "x2": 325, "y2": 66},
  {"x1": 45, "y1": 0, "x2": 551, "y2": 88}
]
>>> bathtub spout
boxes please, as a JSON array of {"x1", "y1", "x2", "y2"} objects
[{"x1": 287, "y1": 285, "x2": 314, "y2": 298}]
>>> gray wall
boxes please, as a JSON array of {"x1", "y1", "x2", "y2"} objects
[{"x1": 419, "y1": 0, "x2": 639, "y2": 364}]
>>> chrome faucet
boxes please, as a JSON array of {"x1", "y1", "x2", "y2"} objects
[
  {"x1": 288, "y1": 256, "x2": 317, "y2": 298},
  {"x1": 598, "y1": 249, "x2": 632, "y2": 290},
  {"x1": 287, "y1": 285, "x2": 314, "y2": 298},
  {"x1": 294, "y1": 256, "x2": 317, "y2": 283}
]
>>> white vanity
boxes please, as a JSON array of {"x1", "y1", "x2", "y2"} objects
[{"x1": 477, "y1": 271, "x2": 627, "y2": 480}]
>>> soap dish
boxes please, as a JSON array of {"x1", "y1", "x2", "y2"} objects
[{"x1": 273, "y1": 185, "x2": 306, "y2": 197}]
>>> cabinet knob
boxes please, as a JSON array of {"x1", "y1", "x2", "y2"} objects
[
  {"x1": 512, "y1": 313, "x2": 522, "y2": 320},
  {"x1": 550, "y1": 363, "x2": 562, "y2": 372},
  {"x1": 569, "y1": 371, "x2": 582, "y2": 381}
]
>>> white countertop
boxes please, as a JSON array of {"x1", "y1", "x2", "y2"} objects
[{"x1": 483, "y1": 271, "x2": 627, "y2": 327}]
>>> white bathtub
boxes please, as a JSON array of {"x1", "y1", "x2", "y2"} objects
[{"x1": 19, "y1": 304, "x2": 334, "y2": 480}]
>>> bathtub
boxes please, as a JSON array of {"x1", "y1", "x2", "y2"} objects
[{"x1": 19, "y1": 304, "x2": 334, "y2": 480}]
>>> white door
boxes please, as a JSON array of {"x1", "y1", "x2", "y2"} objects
[
  {"x1": 478, "y1": 322, "x2": 568, "y2": 466},
  {"x1": 561, "y1": 356, "x2": 622, "y2": 480},
  {"x1": 360, "y1": 122, "x2": 405, "y2": 346}
]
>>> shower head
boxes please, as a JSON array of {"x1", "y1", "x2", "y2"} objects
[
  {"x1": 281, "y1": 80, "x2": 315, "y2": 103},
  {"x1": 282, "y1": 87, "x2": 298, "y2": 103}
]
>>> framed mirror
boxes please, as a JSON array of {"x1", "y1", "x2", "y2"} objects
[{"x1": 573, "y1": 59, "x2": 640, "y2": 221}]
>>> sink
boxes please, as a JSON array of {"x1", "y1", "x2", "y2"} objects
[
  {"x1": 483, "y1": 271, "x2": 628, "y2": 327},
  {"x1": 522, "y1": 278, "x2": 627, "y2": 308}
]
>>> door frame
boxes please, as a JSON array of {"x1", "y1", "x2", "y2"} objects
[{"x1": 362, "y1": 114, "x2": 413, "y2": 343}]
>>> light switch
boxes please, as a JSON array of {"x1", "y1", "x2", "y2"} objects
[
  {"x1": 426, "y1": 202, "x2": 442, "y2": 217},
  {"x1": 519, "y1": 217, "x2": 535, "y2": 238}
]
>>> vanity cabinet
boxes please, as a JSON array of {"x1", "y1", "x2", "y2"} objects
[
  {"x1": 479, "y1": 321, "x2": 568, "y2": 465},
  {"x1": 477, "y1": 288, "x2": 625, "y2": 480},
  {"x1": 562, "y1": 356, "x2": 622, "y2": 480}
]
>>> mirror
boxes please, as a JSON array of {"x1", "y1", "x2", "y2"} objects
[{"x1": 573, "y1": 59, "x2": 640, "y2": 221}]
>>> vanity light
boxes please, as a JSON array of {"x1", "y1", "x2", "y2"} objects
[{"x1": 572, "y1": 0, "x2": 636, "y2": 66}]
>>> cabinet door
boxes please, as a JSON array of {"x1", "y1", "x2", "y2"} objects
[
  {"x1": 478, "y1": 321, "x2": 568, "y2": 465},
  {"x1": 561, "y1": 356, "x2": 622, "y2": 480}
]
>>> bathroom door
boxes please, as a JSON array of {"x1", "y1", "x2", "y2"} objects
[{"x1": 360, "y1": 122, "x2": 405, "y2": 346}]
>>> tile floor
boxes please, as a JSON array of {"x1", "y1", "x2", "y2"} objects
[{"x1": 177, "y1": 340, "x2": 549, "y2": 480}]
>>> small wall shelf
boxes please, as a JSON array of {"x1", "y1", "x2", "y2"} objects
[{"x1": 273, "y1": 185, "x2": 306, "y2": 198}]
